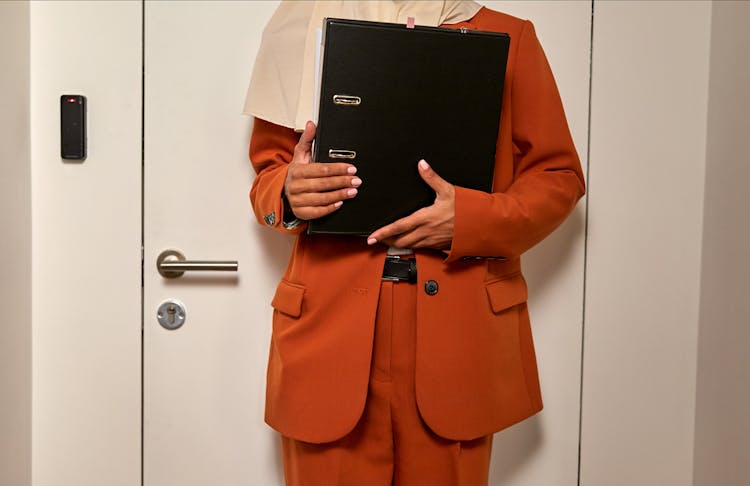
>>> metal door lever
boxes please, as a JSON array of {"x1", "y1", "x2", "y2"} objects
[{"x1": 157, "y1": 249, "x2": 238, "y2": 278}]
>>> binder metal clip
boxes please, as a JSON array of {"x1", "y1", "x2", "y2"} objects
[
  {"x1": 328, "y1": 149, "x2": 357, "y2": 159},
  {"x1": 332, "y1": 95, "x2": 362, "y2": 106}
]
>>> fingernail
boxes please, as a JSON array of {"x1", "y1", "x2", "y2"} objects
[
  {"x1": 347, "y1": 188, "x2": 358, "y2": 197},
  {"x1": 334, "y1": 201, "x2": 343, "y2": 208},
  {"x1": 419, "y1": 159, "x2": 429, "y2": 170},
  {"x1": 351, "y1": 177, "x2": 362, "y2": 187},
  {"x1": 347, "y1": 166, "x2": 357, "y2": 174},
  {"x1": 367, "y1": 238, "x2": 377, "y2": 245}
]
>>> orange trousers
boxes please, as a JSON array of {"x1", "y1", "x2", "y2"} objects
[{"x1": 281, "y1": 280, "x2": 493, "y2": 486}]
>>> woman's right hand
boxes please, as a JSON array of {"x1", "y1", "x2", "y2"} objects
[{"x1": 284, "y1": 121, "x2": 361, "y2": 220}]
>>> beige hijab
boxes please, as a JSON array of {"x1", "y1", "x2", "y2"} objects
[{"x1": 242, "y1": 1, "x2": 483, "y2": 131}]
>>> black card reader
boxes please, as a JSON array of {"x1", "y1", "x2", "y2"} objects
[{"x1": 60, "y1": 94, "x2": 86, "y2": 160}]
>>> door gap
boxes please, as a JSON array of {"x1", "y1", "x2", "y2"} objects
[
  {"x1": 576, "y1": 1, "x2": 595, "y2": 485},
  {"x1": 140, "y1": 1, "x2": 146, "y2": 485}
]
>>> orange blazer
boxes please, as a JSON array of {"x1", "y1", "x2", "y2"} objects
[{"x1": 248, "y1": 7, "x2": 585, "y2": 444}]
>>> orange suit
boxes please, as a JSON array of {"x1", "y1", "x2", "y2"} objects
[{"x1": 248, "y1": 7, "x2": 585, "y2": 445}]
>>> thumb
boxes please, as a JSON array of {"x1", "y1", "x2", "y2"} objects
[
  {"x1": 417, "y1": 159, "x2": 450, "y2": 194},
  {"x1": 294, "y1": 121, "x2": 317, "y2": 164}
]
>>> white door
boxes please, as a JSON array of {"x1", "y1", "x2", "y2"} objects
[
  {"x1": 143, "y1": 2, "x2": 288, "y2": 484},
  {"x1": 143, "y1": 2, "x2": 591, "y2": 485}
]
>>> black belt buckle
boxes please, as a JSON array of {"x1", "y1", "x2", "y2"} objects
[{"x1": 382, "y1": 256, "x2": 417, "y2": 283}]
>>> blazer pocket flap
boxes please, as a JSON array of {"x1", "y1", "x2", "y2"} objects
[
  {"x1": 271, "y1": 280, "x2": 306, "y2": 318},
  {"x1": 485, "y1": 274, "x2": 528, "y2": 313}
]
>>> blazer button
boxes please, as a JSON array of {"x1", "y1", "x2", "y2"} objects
[{"x1": 424, "y1": 280, "x2": 439, "y2": 296}]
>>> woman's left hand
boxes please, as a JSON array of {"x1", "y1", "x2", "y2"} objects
[{"x1": 367, "y1": 159, "x2": 455, "y2": 250}]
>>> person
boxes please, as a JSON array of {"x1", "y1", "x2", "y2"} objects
[{"x1": 243, "y1": 1, "x2": 585, "y2": 485}]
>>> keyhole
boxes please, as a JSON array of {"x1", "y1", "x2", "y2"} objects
[{"x1": 157, "y1": 300, "x2": 186, "y2": 330}]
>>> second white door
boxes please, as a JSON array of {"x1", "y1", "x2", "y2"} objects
[{"x1": 143, "y1": 2, "x2": 591, "y2": 485}]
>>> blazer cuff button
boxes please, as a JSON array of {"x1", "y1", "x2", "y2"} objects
[{"x1": 263, "y1": 211, "x2": 276, "y2": 226}]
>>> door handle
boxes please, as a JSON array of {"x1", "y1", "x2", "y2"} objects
[{"x1": 157, "y1": 249, "x2": 238, "y2": 278}]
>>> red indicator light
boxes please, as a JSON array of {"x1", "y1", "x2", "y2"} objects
[{"x1": 67, "y1": 97, "x2": 76, "y2": 103}]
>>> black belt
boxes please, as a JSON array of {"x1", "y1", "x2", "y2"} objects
[{"x1": 382, "y1": 256, "x2": 417, "y2": 283}]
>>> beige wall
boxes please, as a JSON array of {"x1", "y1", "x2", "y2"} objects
[
  {"x1": 582, "y1": 2, "x2": 712, "y2": 484},
  {"x1": 694, "y1": 2, "x2": 750, "y2": 485},
  {"x1": 0, "y1": 2, "x2": 32, "y2": 486}
]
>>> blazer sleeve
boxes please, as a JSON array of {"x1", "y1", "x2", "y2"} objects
[
  {"x1": 445, "y1": 20, "x2": 586, "y2": 262},
  {"x1": 248, "y1": 117, "x2": 308, "y2": 235}
]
